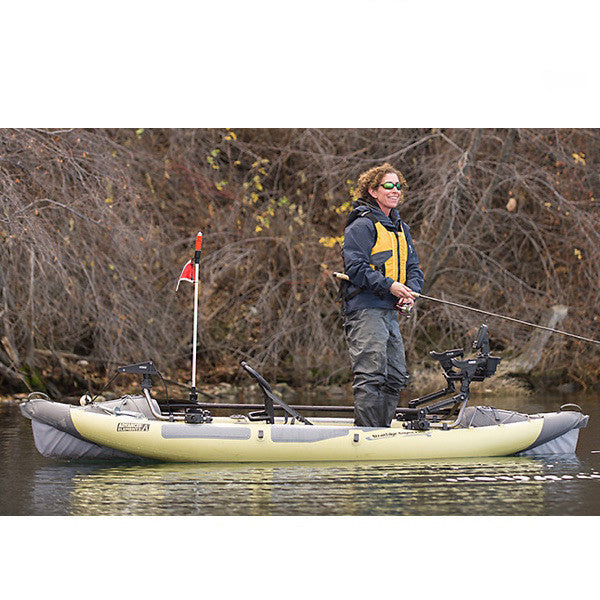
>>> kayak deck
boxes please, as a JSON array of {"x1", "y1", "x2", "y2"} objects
[{"x1": 69, "y1": 408, "x2": 546, "y2": 462}]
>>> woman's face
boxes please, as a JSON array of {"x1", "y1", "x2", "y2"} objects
[{"x1": 369, "y1": 172, "x2": 401, "y2": 215}]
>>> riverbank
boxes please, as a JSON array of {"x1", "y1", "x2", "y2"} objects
[{"x1": 0, "y1": 361, "x2": 587, "y2": 406}]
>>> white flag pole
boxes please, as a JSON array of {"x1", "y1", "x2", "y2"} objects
[
  {"x1": 191, "y1": 261, "x2": 199, "y2": 392},
  {"x1": 190, "y1": 231, "x2": 202, "y2": 403}
]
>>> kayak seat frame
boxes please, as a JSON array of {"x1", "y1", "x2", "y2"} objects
[{"x1": 240, "y1": 362, "x2": 313, "y2": 426}]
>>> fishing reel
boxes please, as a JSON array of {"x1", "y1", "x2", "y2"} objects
[{"x1": 394, "y1": 298, "x2": 414, "y2": 317}]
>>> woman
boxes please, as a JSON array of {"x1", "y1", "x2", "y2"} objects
[{"x1": 341, "y1": 163, "x2": 424, "y2": 427}]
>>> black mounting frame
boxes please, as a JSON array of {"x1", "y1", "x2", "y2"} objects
[{"x1": 396, "y1": 324, "x2": 501, "y2": 430}]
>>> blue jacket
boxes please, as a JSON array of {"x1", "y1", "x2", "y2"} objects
[{"x1": 341, "y1": 200, "x2": 424, "y2": 314}]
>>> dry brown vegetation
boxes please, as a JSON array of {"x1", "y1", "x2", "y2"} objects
[{"x1": 1, "y1": 128, "x2": 599, "y2": 396}]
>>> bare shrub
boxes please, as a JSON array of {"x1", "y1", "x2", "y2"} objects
[{"x1": 1, "y1": 128, "x2": 599, "y2": 395}]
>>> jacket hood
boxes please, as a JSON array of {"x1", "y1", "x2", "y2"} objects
[{"x1": 351, "y1": 198, "x2": 401, "y2": 227}]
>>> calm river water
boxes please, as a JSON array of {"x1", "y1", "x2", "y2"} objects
[{"x1": 1, "y1": 392, "x2": 599, "y2": 516}]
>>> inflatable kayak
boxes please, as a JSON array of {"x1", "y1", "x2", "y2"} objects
[
  {"x1": 20, "y1": 394, "x2": 588, "y2": 462},
  {"x1": 19, "y1": 325, "x2": 588, "y2": 462}
]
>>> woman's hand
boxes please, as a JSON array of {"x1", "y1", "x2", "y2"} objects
[{"x1": 389, "y1": 281, "x2": 416, "y2": 300}]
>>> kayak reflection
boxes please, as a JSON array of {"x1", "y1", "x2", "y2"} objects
[{"x1": 27, "y1": 456, "x2": 586, "y2": 516}]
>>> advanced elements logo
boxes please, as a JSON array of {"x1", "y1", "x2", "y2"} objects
[{"x1": 117, "y1": 423, "x2": 150, "y2": 432}]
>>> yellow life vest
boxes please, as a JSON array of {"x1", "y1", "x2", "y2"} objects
[
  {"x1": 369, "y1": 219, "x2": 408, "y2": 284},
  {"x1": 338, "y1": 207, "x2": 411, "y2": 306}
]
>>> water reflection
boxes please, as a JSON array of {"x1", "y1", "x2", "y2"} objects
[{"x1": 25, "y1": 455, "x2": 597, "y2": 516}]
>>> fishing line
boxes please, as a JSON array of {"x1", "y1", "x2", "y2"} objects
[
  {"x1": 414, "y1": 292, "x2": 600, "y2": 346},
  {"x1": 332, "y1": 272, "x2": 600, "y2": 346}
]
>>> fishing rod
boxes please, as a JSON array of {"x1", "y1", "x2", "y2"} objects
[{"x1": 332, "y1": 272, "x2": 600, "y2": 346}]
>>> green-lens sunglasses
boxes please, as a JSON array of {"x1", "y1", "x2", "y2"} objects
[{"x1": 379, "y1": 182, "x2": 402, "y2": 190}]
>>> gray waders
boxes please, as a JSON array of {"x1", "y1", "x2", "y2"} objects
[{"x1": 344, "y1": 308, "x2": 409, "y2": 427}]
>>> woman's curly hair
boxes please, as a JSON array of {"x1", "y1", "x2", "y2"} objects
[{"x1": 354, "y1": 162, "x2": 408, "y2": 202}]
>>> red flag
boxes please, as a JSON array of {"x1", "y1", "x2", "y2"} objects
[
  {"x1": 176, "y1": 231, "x2": 203, "y2": 291},
  {"x1": 176, "y1": 260, "x2": 194, "y2": 291}
]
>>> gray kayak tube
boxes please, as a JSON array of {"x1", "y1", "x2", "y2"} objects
[
  {"x1": 517, "y1": 410, "x2": 589, "y2": 456},
  {"x1": 459, "y1": 405, "x2": 588, "y2": 455},
  {"x1": 20, "y1": 396, "x2": 146, "y2": 461}
]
